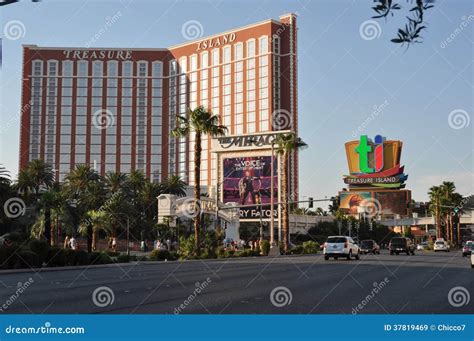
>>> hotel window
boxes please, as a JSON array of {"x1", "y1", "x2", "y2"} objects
[
  {"x1": 272, "y1": 36, "x2": 281, "y2": 115},
  {"x1": 136, "y1": 61, "x2": 148, "y2": 171},
  {"x1": 169, "y1": 59, "x2": 178, "y2": 175},
  {"x1": 90, "y1": 61, "x2": 103, "y2": 169},
  {"x1": 151, "y1": 61, "x2": 163, "y2": 179},
  {"x1": 200, "y1": 51, "x2": 209, "y2": 108},
  {"x1": 178, "y1": 57, "x2": 187, "y2": 181},
  {"x1": 246, "y1": 39, "x2": 256, "y2": 133},
  {"x1": 223, "y1": 45, "x2": 231, "y2": 132},
  {"x1": 105, "y1": 61, "x2": 118, "y2": 168},
  {"x1": 45, "y1": 60, "x2": 58, "y2": 166},
  {"x1": 234, "y1": 43, "x2": 244, "y2": 134},
  {"x1": 29, "y1": 60, "x2": 43, "y2": 161},
  {"x1": 59, "y1": 60, "x2": 73, "y2": 171},
  {"x1": 120, "y1": 61, "x2": 133, "y2": 172},
  {"x1": 189, "y1": 54, "x2": 198, "y2": 109},
  {"x1": 258, "y1": 36, "x2": 270, "y2": 132}
]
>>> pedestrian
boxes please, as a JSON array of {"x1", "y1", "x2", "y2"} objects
[
  {"x1": 64, "y1": 236, "x2": 70, "y2": 249},
  {"x1": 70, "y1": 236, "x2": 77, "y2": 250},
  {"x1": 112, "y1": 237, "x2": 117, "y2": 252},
  {"x1": 140, "y1": 240, "x2": 146, "y2": 252}
]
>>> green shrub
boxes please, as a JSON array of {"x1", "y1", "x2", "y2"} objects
[
  {"x1": 63, "y1": 248, "x2": 76, "y2": 266},
  {"x1": 106, "y1": 251, "x2": 120, "y2": 257},
  {"x1": 45, "y1": 247, "x2": 67, "y2": 267},
  {"x1": 74, "y1": 250, "x2": 89, "y2": 265},
  {"x1": 117, "y1": 254, "x2": 131, "y2": 263},
  {"x1": 28, "y1": 239, "x2": 50, "y2": 264},
  {"x1": 302, "y1": 241, "x2": 319, "y2": 254},
  {"x1": 0, "y1": 246, "x2": 16, "y2": 269},
  {"x1": 136, "y1": 255, "x2": 148, "y2": 262},
  {"x1": 224, "y1": 250, "x2": 235, "y2": 258},
  {"x1": 217, "y1": 247, "x2": 226, "y2": 258},
  {"x1": 291, "y1": 245, "x2": 304, "y2": 254},
  {"x1": 150, "y1": 249, "x2": 170, "y2": 261},
  {"x1": 88, "y1": 252, "x2": 113, "y2": 265},
  {"x1": 261, "y1": 240, "x2": 270, "y2": 256},
  {"x1": 16, "y1": 250, "x2": 40, "y2": 268}
]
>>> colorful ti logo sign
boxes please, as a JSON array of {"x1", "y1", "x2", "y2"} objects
[{"x1": 355, "y1": 135, "x2": 384, "y2": 173}]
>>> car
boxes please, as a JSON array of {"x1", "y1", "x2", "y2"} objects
[
  {"x1": 462, "y1": 242, "x2": 474, "y2": 257},
  {"x1": 434, "y1": 239, "x2": 450, "y2": 252},
  {"x1": 323, "y1": 236, "x2": 360, "y2": 260},
  {"x1": 389, "y1": 237, "x2": 415, "y2": 255},
  {"x1": 417, "y1": 241, "x2": 430, "y2": 251},
  {"x1": 359, "y1": 239, "x2": 380, "y2": 254}
]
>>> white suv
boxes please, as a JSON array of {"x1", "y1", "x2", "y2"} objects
[
  {"x1": 434, "y1": 239, "x2": 450, "y2": 252},
  {"x1": 323, "y1": 236, "x2": 360, "y2": 260}
]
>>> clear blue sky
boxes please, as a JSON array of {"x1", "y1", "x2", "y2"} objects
[{"x1": 1, "y1": 0, "x2": 472, "y2": 204}]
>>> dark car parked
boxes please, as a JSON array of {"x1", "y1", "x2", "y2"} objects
[
  {"x1": 389, "y1": 237, "x2": 415, "y2": 255},
  {"x1": 360, "y1": 239, "x2": 380, "y2": 254}
]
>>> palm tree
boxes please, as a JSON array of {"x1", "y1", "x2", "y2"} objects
[
  {"x1": 105, "y1": 172, "x2": 128, "y2": 194},
  {"x1": 79, "y1": 210, "x2": 109, "y2": 251},
  {"x1": 274, "y1": 133, "x2": 307, "y2": 252},
  {"x1": 63, "y1": 165, "x2": 105, "y2": 252},
  {"x1": 161, "y1": 175, "x2": 187, "y2": 197},
  {"x1": 172, "y1": 106, "x2": 227, "y2": 254},
  {"x1": 441, "y1": 181, "x2": 456, "y2": 242},
  {"x1": 428, "y1": 186, "x2": 444, "y2": 239}
]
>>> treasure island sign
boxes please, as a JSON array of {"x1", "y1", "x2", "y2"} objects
[{"x1": 343, "y1": 135, "x2": 408, "y2": 189}]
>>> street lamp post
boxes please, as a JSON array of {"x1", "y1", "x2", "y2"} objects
[
  {"x1": 270, "y1": 142, "x2": 275, "y2": 246},
  {"x1": 126, "y1": 217, "x2": 130, "y2": 257}
]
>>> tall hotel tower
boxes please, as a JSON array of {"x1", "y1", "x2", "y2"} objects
[{"x1": 19, "y1": 13, "x2": 298, "y2": 195}]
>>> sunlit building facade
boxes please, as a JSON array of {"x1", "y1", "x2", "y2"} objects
[{"x1": 19, "y1": 13, "x2": 298, "y2": 195}]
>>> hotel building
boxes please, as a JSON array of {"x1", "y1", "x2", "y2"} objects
[{"x1": 19, "y1": 13, "x2": 298, "y2": 195}]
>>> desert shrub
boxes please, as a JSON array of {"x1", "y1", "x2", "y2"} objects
[
  {"x1": 261, "y1": 240, "x2": 270, "y2": 256},
  {"x1": 150, "y1": 249, "x2": 170, "y2": 261},
  {"x1": 302, "y1": 241, "x2": 319, "y2": 254},
  {"x1": 224, "y1": 250, "x2": 235, "y2": 258},
  {"x1": 291, "y1": 245, "x2": 304, "y2": 254},
  {"x1": 28, "y1": 239, "x2": 50, "y2": 265}
]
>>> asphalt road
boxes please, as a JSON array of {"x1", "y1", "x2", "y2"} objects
[{"x1": 0, "y1": 251, "x2": 472, "y2": 314}]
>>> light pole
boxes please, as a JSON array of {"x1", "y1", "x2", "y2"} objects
[
  {"x1": 270, "y1": 141, "x2": 275, "y2": 246},
  {"x1": 126, "y1": 217, "x2": 130, "y2": 256}
]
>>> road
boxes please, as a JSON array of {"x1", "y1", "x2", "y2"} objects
[{"x1": 0, "y1": 251, "x2": 472, "y2": 314}]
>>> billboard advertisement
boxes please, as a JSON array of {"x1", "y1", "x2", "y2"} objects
[
  {"x1": 339, "y1": 190, "x2": 411, "y2": 217},
  {"x1": 222, "y1": 156, "x2": 278, "y2": 220}
]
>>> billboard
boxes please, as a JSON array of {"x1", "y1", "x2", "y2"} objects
[
  {"x1": 222, "y1": 156, "x2": 278, "y2": 220},
  {"x1": 339, "y1": 190, "x2": 411, "y2": 217}
]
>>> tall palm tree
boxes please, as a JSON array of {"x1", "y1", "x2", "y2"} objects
[
  {"x1": 428, "y1": 186, "x2": 444, "y2": 239},
  {"x1": 79, "y1": 210, "x2": 110, "y2": 251},
  {"x1": 172, "y1": 106, "x2": 227, "y2": 254},
  {"x1": 105, "y1": 172, "x2": 128, "y2": 194},
  {"x1": 441, "y1": 181, "x2": 456, "y2": 242},
  {"x1": 161, "y1": 175, "x2": 187, "y2": 197},
  {"x1": 63, "y1": 165, "x2": 105, "y2": 252},
  {"x1": 274, "y1": 133, "x2": 307, "y2": 252}
]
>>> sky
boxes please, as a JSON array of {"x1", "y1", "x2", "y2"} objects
[{"x1": 0, "y1": 0, "x2": 473, "y2": 204}]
